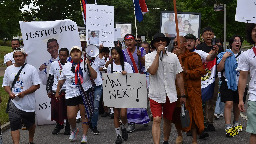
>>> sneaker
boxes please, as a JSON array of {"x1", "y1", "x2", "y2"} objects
[
  {"x1": 110, "y1": 113, "x2": 114, "y2": 119},
  {"x1": 175, "y1": 136, "x2": 183, "y2": 144},
  {"x1": 219, "y1": 113, "x2": 224, "y2": 117},
  {"x1": 121, "y1": 128, "x2": 128, "y2": 141},
  {"x1": 69, "y1": 128, "x2": 79, "y2": 141},
  {"x1": 126, "y1": 122, "x2": 135, "y2": 133},
  {"x1": 52, "y1": 124, "x2": 64, "y2": 135},
  {"x1": 101, "y1": 112, "x2": 109, "y2": 117},
  {"x1": 76, "y1": 118, "x2": 81, "y2": 123},
  {"x1": 92, "y1": 127, "x2": 100, "y2": 135},
  {"x1": 64, "y1": 126, "x2": 70, "y2": 135},
  {"x1": 206, "y1": 124, "x2": 215, "y2": 131},
  {"x1": 199, "y1": 131, "x2": 209, "y2": 139},
  {"x1": 115, "y1": 135, "x2": 122, "y2": 144},
  {"x1": 81, "y1": 135, "x2": 87, "y2": 143},
  {"x1": 234, "y1": 124, "x2": 243, "y2": 133},
  {"x1": 214, "y1": 113, "x2": 220, "y2": 120},
  {"x1": 225, "y1": 126, "x2": 234, "y2": 137}
]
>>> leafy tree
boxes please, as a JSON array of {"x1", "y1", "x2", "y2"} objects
[{"x1": 0, "y1": 0, "x2": 249, "y2": 43}]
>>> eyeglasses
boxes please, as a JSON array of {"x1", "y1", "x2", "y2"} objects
[
  {"x1": 155, "y1": 38, "x2": 166, "y2": 42},
  {"x1": 233, "y1": 40, "x2": 241, "y2": 43},
  {"x1": 173, "y1": 41, "x2": 186, "y2": 46}
]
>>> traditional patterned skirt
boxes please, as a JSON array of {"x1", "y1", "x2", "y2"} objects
[
  {"x1": 51, "y1": 92, "x2": 67, "y2": 125},
  {"x1": 127, "y1": 108, "x2": 150, "y2": 124}
]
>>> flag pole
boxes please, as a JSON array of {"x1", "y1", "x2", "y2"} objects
[
  {"x1": 133, "y1": 0, "x2": 138, "y2": 38},
  {"x1": 173, "y1": 0, "x2": 180, "y2": 48}
]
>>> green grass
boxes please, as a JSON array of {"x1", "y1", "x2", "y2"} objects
[
  {"x1": 0, "y1": 76, "x2": 9, "y2": 125},
  {"x1": 0, "y1": 46, "x2": 12, "y2": 67}
]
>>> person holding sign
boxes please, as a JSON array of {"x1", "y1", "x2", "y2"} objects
[
  {"x1": 145, "y1": 33, "x2": 185, "y2": 144},
  {"x1": 3, "y1": 48, "x2": 41, "y2": 144},
  {"x1": 123, "y1": 34, "x2": 150, "y2": 133},
  {"x1": 46, "y1": 48, "x2": 70, "y2": 135},
  {"x1": 238, "y1": 23, "x2": 256, "y2": 144},
  {"x1": 107, "y1": 47, "x2": 133, "y2": 144},
  {"x1": 55, "y1": 46, "x2": 97, "y2": 143}
]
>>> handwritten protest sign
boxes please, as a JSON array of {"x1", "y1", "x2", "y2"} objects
[
  {"x1": 20, "y1": 20, "x2": 80, "y2": 125},
  {"x1": 86, "y1": 4, "x2": 114, "y2": 47},
  {"x1": 236, "y1": 0, "x2": 256, "y2": 23},
  {"x1": 102, "y1": 73, "x2": 147, "y2": 108}
]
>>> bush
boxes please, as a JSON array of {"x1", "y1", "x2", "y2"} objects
[
  {"x1": 0, "y1": 40, "x2": 4, "y2": 46},
  {"x1": 0, "y1": 40, "x2": 11, "y2": 47},
  {"x1": 5, "y1": 41, "x2": 11, "y2": 47}
]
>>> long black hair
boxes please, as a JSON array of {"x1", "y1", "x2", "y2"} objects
[
  {"x1": 228, "y1": 35, "x2": 243, "y2": 49},
  {"x1": 111, "y1": 46, "x2": 125, "y2": 72},
  {"x1": 246, "y1": 23, "x2": 256, "y2": 44}
]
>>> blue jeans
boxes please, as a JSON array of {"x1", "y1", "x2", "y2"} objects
[
  {"x1": 91, "y1": 85, "x2": 103, "y2": 128},
  {"x1": 215, "y1": 93, "x2": 224, "y2": 114}
]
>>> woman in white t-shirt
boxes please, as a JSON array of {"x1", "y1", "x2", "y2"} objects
[
  {"x1": 107, "y1": 47, "x2": 133, "y2": 144},
  {"x1": 55, "y1": 46, "x2": 97, "y2": 143}
]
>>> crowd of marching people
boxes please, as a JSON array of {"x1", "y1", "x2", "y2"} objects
[{"x1": 2, "y1": 23, "x2": 256, "y2": 144}]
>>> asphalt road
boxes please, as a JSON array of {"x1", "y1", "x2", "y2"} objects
[{"x1": 2, "y1": 112, "x2": 250, "y2": 144}]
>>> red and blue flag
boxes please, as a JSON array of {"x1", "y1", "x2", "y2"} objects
[{"x1": 133, "y1": 0, "x2": 148, "y2": 22}]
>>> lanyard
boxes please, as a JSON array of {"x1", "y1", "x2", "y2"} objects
[
  {"x1": 58, "y1": 61, "x2": 63, "y2": 75},
  {"x1": 126, "y1": 48, "x2": 139, "y2": 73},
  {"x1": 253, "y1": 46, "x2": 256, "y2": 57}
]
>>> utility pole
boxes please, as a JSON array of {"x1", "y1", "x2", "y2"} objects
[{"x1": 224, "y1": 4, "x2": 226, "y2": 50}]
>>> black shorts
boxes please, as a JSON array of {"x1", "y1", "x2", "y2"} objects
[
  {"x1": 8, "y1": 101, "x2": 35, "y2": 131},
  {"x1": 65, "y1": 95, "x2": 84, "y2": 106},
  {"x1": 220, "y1": 78, "x2": 247, "y2": 103}
]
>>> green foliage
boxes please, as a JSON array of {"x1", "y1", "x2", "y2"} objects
[
  {"x1": 0, "y1": 46, "x2": 12, "y2": 66},
  {"x1": 0, "y1": 0, "x2": 250, "y2": 43},
  {"x1": 0, "y1": 76, "x2": 9, "y2": 125}
]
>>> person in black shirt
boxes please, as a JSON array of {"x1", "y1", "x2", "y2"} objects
[{"x1": 196, "y1": 27, "x2": 224, "y2": 133}]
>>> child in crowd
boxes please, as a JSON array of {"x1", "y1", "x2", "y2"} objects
[{"x1": 107, "y1": 47, "x2": 133, "y2": 144}]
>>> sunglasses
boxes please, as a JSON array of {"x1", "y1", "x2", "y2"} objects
[{"x1": 155, "y1": 38, "x2": 167, "y2": 42}]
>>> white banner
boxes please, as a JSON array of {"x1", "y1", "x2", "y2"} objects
[
  {"x1": 102, "y1": 73, "x2": 147, "y2": 108},
  {"x1": 20, "y1": 20, "x2": 80, "y2": 125},
  {"x1": 86, "y1": 4, "x2": 114, "y2": 47},
  {"x1": 236, "y1": 0, "x2": 256, "y2": 23}
]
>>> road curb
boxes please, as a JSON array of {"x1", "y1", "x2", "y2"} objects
[{"x1": 1, "y1": 122, "x2": 10, "y2": 132}]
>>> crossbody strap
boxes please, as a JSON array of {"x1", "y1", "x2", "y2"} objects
[{"x1": 11, "y1": 63, "x2": 27, "y2": 88}]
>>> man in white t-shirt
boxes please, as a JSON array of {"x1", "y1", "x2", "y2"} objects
[
  {"x1": 145, "y1": 33, "x2": 185, "y2": 144},
  {"x1": 238, "y1": 23, "x2": 256, "y2": 144},
  {"x1": 3, "y1": 48, "x2": 41, "y2": 144},
  {"x1": 4, "y1": 39, "x2": 20, "y2": 66}
]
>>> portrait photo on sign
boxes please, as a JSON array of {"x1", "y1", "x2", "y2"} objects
[
  {"x1": 160, "y1": 12, "x2": 201, "y2": 38},
  {"x1": 116, "y1": 23, "x2": 132, "y2": 38},
  {"x1": 88, "y1": 30, "x2": 100, "y2": 46}
]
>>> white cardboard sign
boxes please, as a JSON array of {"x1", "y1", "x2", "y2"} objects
[{"x1": 102, "y1": 73, "x2": 147, "y2": 108}]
